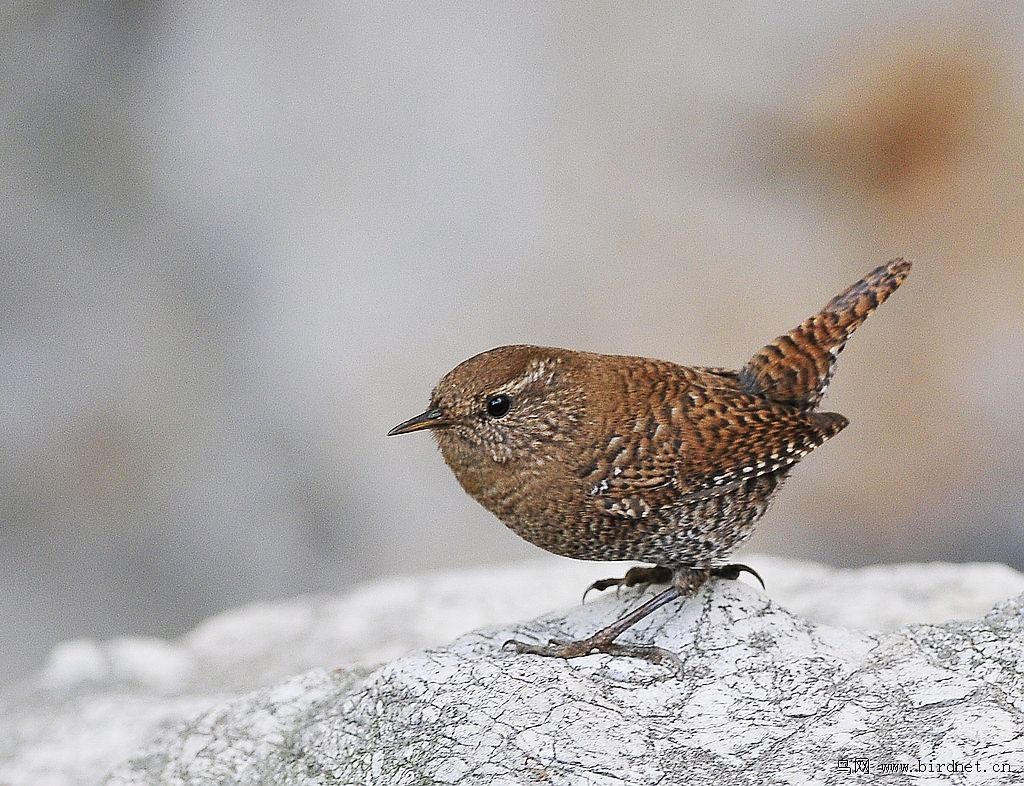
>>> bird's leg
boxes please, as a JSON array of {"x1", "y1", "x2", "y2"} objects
[
  {"x1": 508, "y1": 563, "x2": 767, "y2": 671},
  {"x1": 582, "y1": 564, "x2": 673, "y2": 602}
]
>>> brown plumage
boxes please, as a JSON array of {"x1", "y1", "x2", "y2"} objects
[{"x1": 389, "y1": 258, "x2": 911, "y2": 667}]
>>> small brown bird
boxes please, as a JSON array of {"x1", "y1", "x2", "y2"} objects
[{"x1": 389, "y1": 259, "x2": 911, "y2": 666}]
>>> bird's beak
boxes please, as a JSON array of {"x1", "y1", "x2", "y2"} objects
[{"x1": 387, "y1": 407, "x2": 447, "y2": 436}]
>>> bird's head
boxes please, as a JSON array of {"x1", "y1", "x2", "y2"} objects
[{"x1": 388, "y1": 345, "x2": 586, "y2": 465}]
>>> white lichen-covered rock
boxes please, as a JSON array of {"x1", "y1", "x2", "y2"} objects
[{"x1": 3, "y1": 557, "x2": 1024, "y2": 786}]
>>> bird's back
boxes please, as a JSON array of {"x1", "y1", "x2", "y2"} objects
[{"x1": 566, "y1": 355, "x2": 846, "y2": 564}]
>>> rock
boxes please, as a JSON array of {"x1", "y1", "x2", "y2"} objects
[{"x1": 3, "y1": 556, "x2": 1024, "y2": 785}]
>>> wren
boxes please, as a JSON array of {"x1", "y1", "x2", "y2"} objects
[{"x1": 389, "y1": 259, "x2": 911, "y2": 667}]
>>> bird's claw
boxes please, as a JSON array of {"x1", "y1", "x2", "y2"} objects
[
  {"x1": 582, "y1": 577, "x2": 623, "y2": 603},
  {"x1": 582, "y1": 565, "x2": 674, "y2": 603},
  {"x1": 711, "y1": 562, "x2": 766, "y2": 589}
]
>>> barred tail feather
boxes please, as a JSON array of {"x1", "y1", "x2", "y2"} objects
[{"x1": 739, "y1": 258, "x2": 911, "y2": 411}]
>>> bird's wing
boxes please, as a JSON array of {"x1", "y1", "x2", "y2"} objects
[{"x1": 583, "y1": 385, "x2": 847, "y2": 519}]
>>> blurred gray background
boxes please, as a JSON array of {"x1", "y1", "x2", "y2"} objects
[{"x1": 2, "y1": 1, "x2": 1023, "y2": 685}]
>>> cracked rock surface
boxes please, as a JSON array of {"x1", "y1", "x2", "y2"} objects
[{"x1": 3, "y1": 557, "x2": 1024, "y2": 786}]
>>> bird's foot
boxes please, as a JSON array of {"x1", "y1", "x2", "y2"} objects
[
  {"x1": 509, "y1": 563, "x2": 763, "y2": 673},
  {"x1": 582, "y1": 564, "x2": 673, "y2": 602},
  {"x1": 509, "y1": 584, "x2": 686, "y2": 673},
  {"x1": 506, "y1": 635, "x2": 682, "y2": 672},
  {"x1": 671, "y1": 563, "x2": 765, "y2": 595}
]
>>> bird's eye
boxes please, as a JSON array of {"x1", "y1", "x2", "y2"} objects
[{"x1": 485, "y1": 394, "x2": 512, "y2": 418}]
